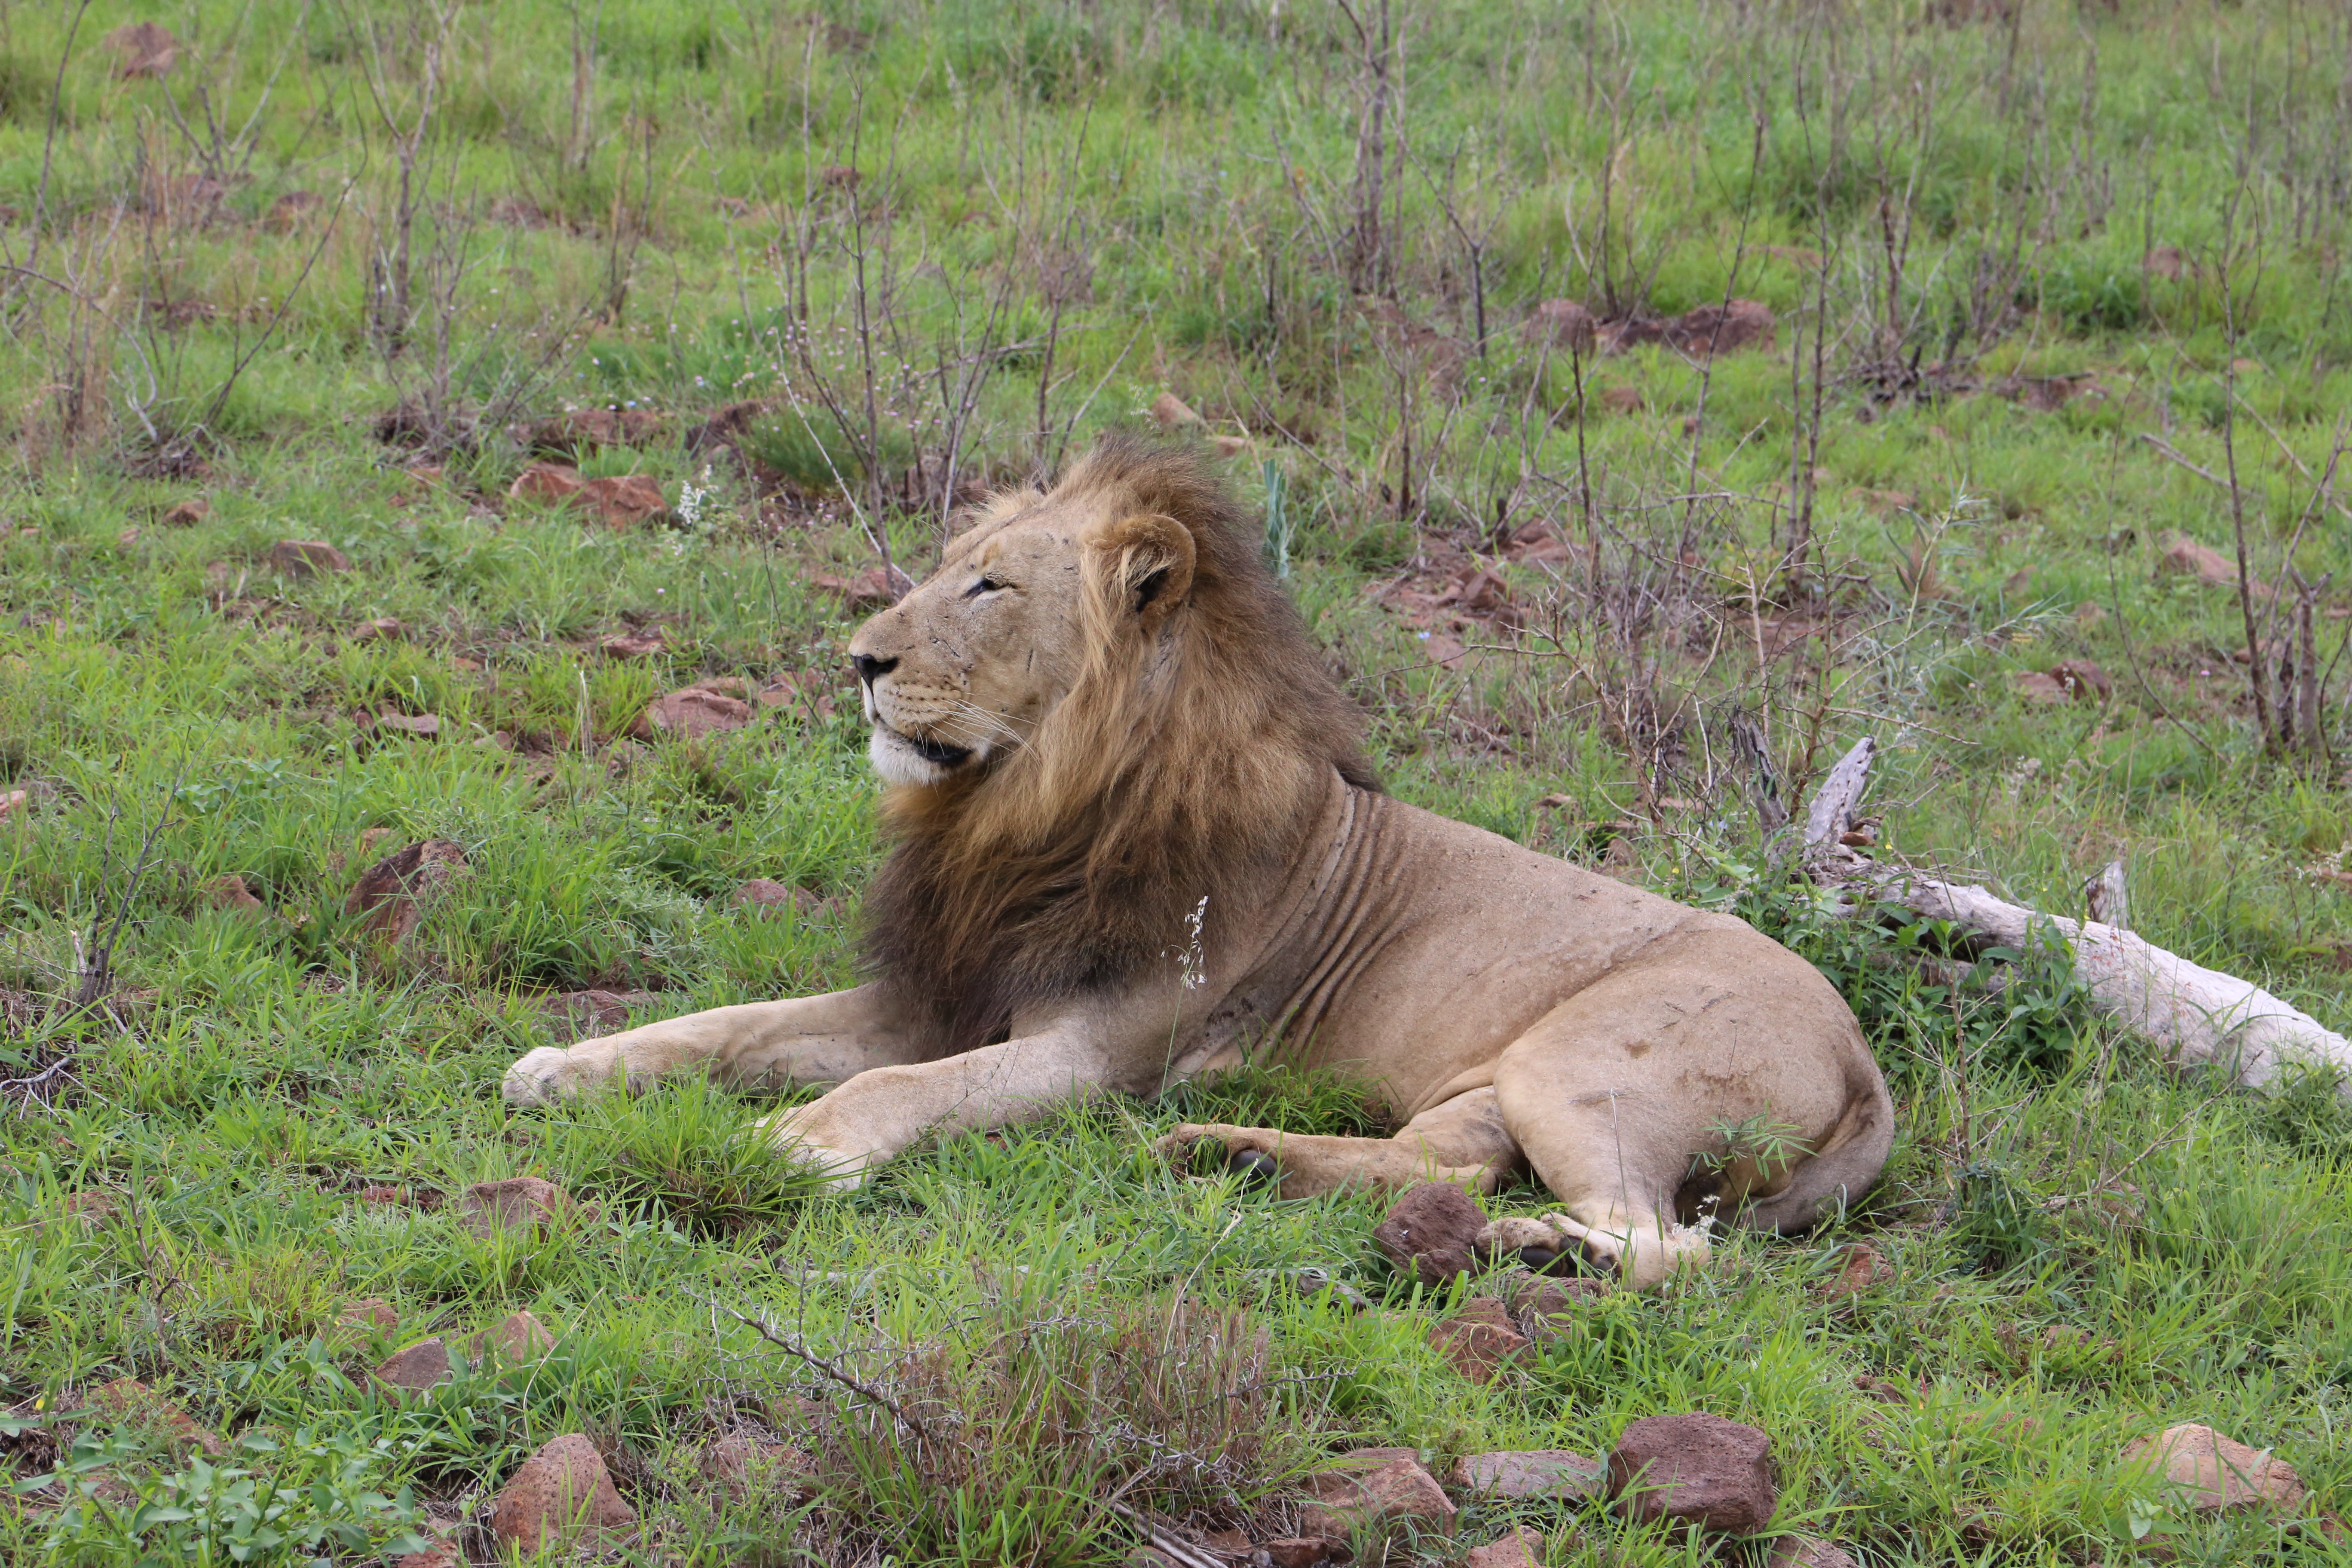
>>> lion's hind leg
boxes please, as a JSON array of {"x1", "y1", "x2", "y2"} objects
[{"x1": 1157, "y1": 1087, "x2": 1522, "y2": 1200}]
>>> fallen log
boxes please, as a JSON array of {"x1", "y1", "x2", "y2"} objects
[{"x1": 1799, "y1": 737, "x2": 2352, "y2": 1090}]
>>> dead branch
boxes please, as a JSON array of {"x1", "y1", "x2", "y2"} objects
[{"x1": 1802, "y1": 742, "x2": 2352, "y2": 1092}]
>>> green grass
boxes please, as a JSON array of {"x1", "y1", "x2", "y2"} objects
[{"x1": 6, "y1": 0, "x2": 2352, "y2": 1562}]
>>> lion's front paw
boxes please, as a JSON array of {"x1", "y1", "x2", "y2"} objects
[
  {"x1": 1153, "y1": 1124, "x2": 1281, "y2": 1185},
  {"x1": 502, "y1": 1047, "x2": 576, "y2": 1108},
  {"x1": 756, "y1": 1106, "x2": 875, "y2": 1191}
]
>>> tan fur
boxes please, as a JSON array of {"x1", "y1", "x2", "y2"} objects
[{"x1": 503, "y1": 440, "x2": 1894, "y2": 1289}]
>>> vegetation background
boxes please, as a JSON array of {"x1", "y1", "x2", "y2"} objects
[{"x1": 4, "y1": 0, "x2": 2352, "y2": 1562}]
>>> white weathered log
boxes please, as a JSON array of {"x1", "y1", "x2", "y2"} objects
[
  {"x1": 1874, "y1": 871, "x2": 2350, "y2": 1089},
  {"x1": 1804, "y1": 737, "x2": 1877, "y2": 848},
  {"x1": 1803, "y1": 743, "x2": 2350, "y2": 1090}
]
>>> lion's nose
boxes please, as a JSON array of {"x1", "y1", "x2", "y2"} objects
[{"x1": 852, "y1": 653, "x2": 897, "y2": 687}]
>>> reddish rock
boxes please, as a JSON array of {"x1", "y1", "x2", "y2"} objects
[
  {"x1": 1770, "y1": 1539, "x2": 1859, "y2": 1568},
  {"x1": 358, "y1": 1184, "x2": 414, "y2": 1207},
  {"x1": 2122, "y1": 1424, "x2": 2304, "y2": 1512},
  {"x1": 600, "y1": 629, "x2": 665, "y2": 659},
  {"x1": 161, "y1": 496, "x2": 209, "y2": 526},
  {"x1": 486, "y1": 1433, "x2": 635, "y2": 1553},
  {"x1": 392, "y1": 1551, "x2": 459, "y2": 1568},
  {"x1": 2048, "y1": 659, "x2": 2113, "y2": 702},
  {"x1": 109, "y1": 21, "x2": 179, "y2": 78},
  {"x1": 1463, "y1": 1527, "x2": 1547, "y2": 1568},
  {"x1": 0, "y1": 789, "x2": 27, "y2": 822},
  {"x1": 263, "y1": 190, "x2": 323, "y2": 234},
  {"x1": 732, "y1": 879, "x2": 832, "y2": 918},
  {"x1": 350, "y1": 617, "x2": 403, "y2": 641},
  {"x1": 268, "y1": 539, "x2": 351, "y2": 576},
  {"x1": 529, "y1": 408, "x2": 667, "y2": 452},
  {"x1": 202, "y1": 873, "x2": 267, "y2": 915},
  {"x1": 1149, "y1": 391, "x2": 1203, "y2": 429},
  {"x1": 2012, "y1": 671, "x2": 2070, "y2": 704},
  {"x1": 89, "y1": 1378, "x2": 226, "y2": 1455},
  {"x1": 509, "y1": 464, "x2": 585, "y2": 504},
  {"x1": 1447, "y1": 1449, "x2": 1607, "y2": 1502},
  {"x1": 1507, "y1": 1275, "x2": 1606, "y2": 1339},
  {"x1": 1527, "y1": 300, "x2": 1597, "y2": 355},
  {"x1": 1300, "y1": 1454, "x2": 1455, "y2": 1543},
  {"x1": 344, "y1": 839, "x2": 468, "y2": 944},
  {"x1": 581, "y1": 474, "x2": 669, "y2": 528},
  {"x1": 371, "y1": 1338, "x2": 453, "y2": 1394},
  {"x1": 1667, "y1": 299, "x2": 1776, "y2": 356},
  {"x1": 1819, "y1": 1243, "x2": 1893, "y2": 1299},
  {"x1": 1262, "y1": 1540, "x2": 1334, "y2": 1568},
  {"x1": 1429, "y1": 1297, "x2": 1529, "y2": 1384},
  {"x1": 1372, "y1": 1182, "x2": 1488, "y2": 1289},
  {"x1": 634, "y1": 686, "x2": 753, "y2": 740},
  {"x1": 2158, "y1": 536, "x2": 2239, "y2": 587},
  {"x1": 337, "y1": 1298, "x2": 399, "y2": 1338},
  {"x1": 541, "y1": 989, "x2": 654, "y2": 1039},
  {"x1": 1608, "y1": 1413, "x2": 1776, "y2": 1535},
  {"x1": 466, "y1": 1310, "x2": 556, "y2": 1364},
  {"x1": 753, "y1": 670, "x2": 839, "y2": 720},
  {"x1": 1594, "y1": 385, "x2": 1645, "y2": 414},
  {"x1": 461, "y1": 1177, "x2": 574, "y2": 1238},
  {"x1": 814, "y1": 564, "x2": 914, "y2": 610},
  {"x1": 374, "y1": 712, "x2": 441, "y2": 738}
]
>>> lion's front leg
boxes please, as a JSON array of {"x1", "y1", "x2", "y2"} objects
[
  {"x1": 501, "y1": 984, "x2": 916, "y2": 1107},
  {"x1": 756, "y1": 1026, "x2": 1114, "y2": 1189}
]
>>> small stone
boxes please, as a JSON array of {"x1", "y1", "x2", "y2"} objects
[
  {"x1": 2146, "y1": 245, "x2": 2189, "y2": 280},
  {"x1": 2049, "y1": 659, "x2": 2112, "y2": 702},
  {"x1": 350, "y1": 617, "x2": 404, "y2": 641},
  {"x1": 634, "y1": 686, "x2": 754, "y2": 740},
  {"x1": 1300, "y1": 1454, "x2": 1455, "y2": 1543},
  {"x1": 1463, "y1": 1526, "x2": 1547, "y2": 1568},
  {"x1": 161, "y1": 496, "x2": 210, "y2": 526},
  {"x1": 1262, "y1": 1540, "x2": 1333, "y2": 1568},
  {"x1": 109, "y1": 21, "x2": 179, "y2": 78},
  {"x1": 0, "y1": 789, "x2": 27, "y2": 821},
  {"x1": 344, "y1": 839, "x2": 469, "y2": 944},
  {"x1": 528, "y1": 408, "x2": 667, "y2": 452},
  {"x1": 393, "y1": 1551, "x2": 459, "y2": 1568},
  {"x1": 358, "y1": 1184, "x2": 414, "y2": 1207},
  {"x1": 486, "y1": 1433, "x2": 635, "y2": 1553},
  {"x1": 269, "y1": 539, "x2": 351, "y2": 576},
  {"x1": 337, "y1": 1298, "x2": 400, "y2": 1338},
  {"x1": 1770, "y1": 1538, "x2": 1859, "y2": 1568},
  {"x1": 581, "y1": 474, "x2": 670, "y2": 528},
  {"x1": 540, "y1": 989, "x2": 655, "y2": 1039},
  {"x1": 1666, "y1": 299, "x2": 1776, "y2": 356},
  {"x1": 1819, "y1": 1243, "x2": 1893, "y2": 1299},
  {"x1": 460, "y1": 1176, "x2": 574, "y2": 1238},
  {"x1": 2157, "y1": 536, "x2": 2239, "y2": 587},
  {"x1": 1595, "y1": 385, "x2": 1645, "y2": 414},
  {"x1": 374, "y1": 712, "x2": 441, "y2": 738},
  {"x1": 1430, "y1": 1298, "x2": 1529, "y2": 1384},
  {"x1": 263, "y1": 190, "x2": 323, "y2": 234},
  {"x1": 812, "y1": 563, "x2": 913, "y2": 609},
  {"x1": 371, "y1": 1338, "x2": 453, "y2": 1394},
  {"x1": 1527, "y1": 299, "x2": 1597, "y2": 355},
  {"x1": 466, "y1": 1309, "x2": 556, "y2": 1364},
  {"x1": 116, "y1": 527, "x2": 141, "y2": 549},
  {"x1": 1608, "y1": 1413, "x2": 1776, "y2": 1536},
  {"x1": 1372, "y1": 1182, "x2": 1488, "y2": 1289},
  {"x1": 1507, "y1": 1274, "x2": 1606, "y2": 1338},
  {"x1": 2122, "y1": 1423, "x2": 2304, "y2": 1512},
  {"x1": 1150, "y1": 391, "x2": 1203, "y2": 429},
  {"x1": 509, "y1": 464, "x2": 585, "y2": 504},
  {"x1": 88, "y1": 1378, "x2": 226, "y2": 1456},
  {"x1": 2012, "y1": 671, "x2": 2070, "y2": 704},
  {"x1": 732, "y1": 879, "x2": 831, "y2": 917},
  {"x1": 600, "y1": 629, "x2": 665, "y2": 659},
  {"x1": 1447, "y1": 1449, "x2": 1607, "y2": 1502},
  {"x1": 201, "y1": 873, "x2": 267, "y2": 915},
  {"x1": 697, "y1": 1433, "x2": 815, "y2": 1502}
]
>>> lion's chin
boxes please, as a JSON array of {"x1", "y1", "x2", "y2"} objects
[{"x1": 868, "y1": 725, "x2": 980, "y2": 788}]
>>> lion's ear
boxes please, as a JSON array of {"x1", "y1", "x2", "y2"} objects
[{"x1": 1085, "y1": 512, "x2": 1196, "y2": 628}]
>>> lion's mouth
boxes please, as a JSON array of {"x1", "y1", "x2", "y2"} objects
[{"x1": 882, "y1": 725, "x2": 973, "y2": 768}]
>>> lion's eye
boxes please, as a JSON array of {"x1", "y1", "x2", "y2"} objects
[{"x1": 964, "y1": 577, "x2": 1007, "y2": 598}]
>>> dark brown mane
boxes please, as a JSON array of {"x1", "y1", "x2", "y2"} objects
[{"x1": 861, "y1": 435, "x2": 1378, "y2": 1054}]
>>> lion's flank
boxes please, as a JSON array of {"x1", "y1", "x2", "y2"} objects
[{"x1": 861, "y1": 435, "x2": 1378, "y2": 1055}]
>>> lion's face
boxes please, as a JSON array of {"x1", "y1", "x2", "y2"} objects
[{"x1": 846, "y1": 491, "x2": 1195, "y2": 789}]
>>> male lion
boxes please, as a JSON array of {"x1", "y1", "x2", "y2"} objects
[{"x1": 505, "y1": 438, "x2": 1893, "y2": 1288}]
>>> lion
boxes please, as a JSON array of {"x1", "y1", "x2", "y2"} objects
[{"x1": 503, "y1": 437, "x2": 1893, "y2": 1289}]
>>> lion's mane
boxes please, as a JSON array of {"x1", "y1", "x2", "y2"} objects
[{"x1": 862, "y1": 436, "x2": 1378, "y2": 1054}]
